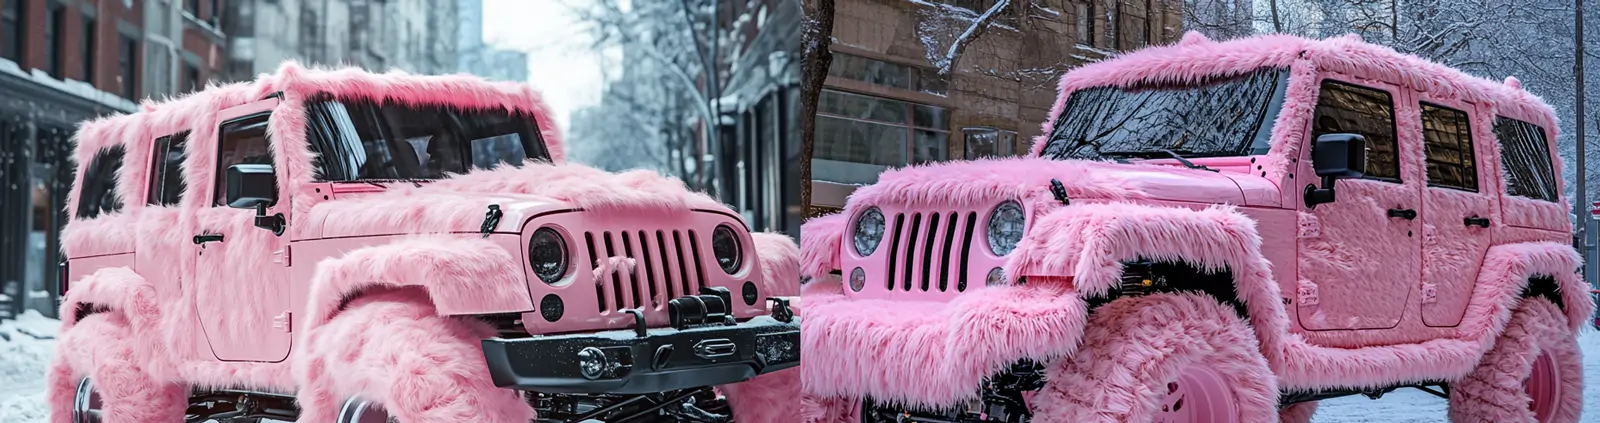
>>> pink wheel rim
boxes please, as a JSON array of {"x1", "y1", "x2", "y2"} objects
[
  {"x1": 1524, "y1": 350, "x2": 1560, "y2": 423},
  {"x1": 1154, "y1": 364, "x2": 1236, "y2": 423}
]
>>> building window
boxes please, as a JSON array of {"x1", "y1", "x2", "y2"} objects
[
  {"x1": 815, "y1": 89, "x2": 948, "y2": 183},
  {"x1": 1311, "y1": 80, "x2": 1399, "y2": 182},
  {"x1": 119, "y1": 35, "x2": 138, "y2": 100},
  {"x1": 1, "y1": 0, "x2": 22, "y2": 61},
  {"x1": 828, "y1": 52, "x2": 947, "y2": 96},
  {"x1": 82, "y1": 13, "x2": 96, "y2": 82},
  {"x1": 184, "y1": 62, "x2": 200, "y2": 92},
  {"x1": 1076, "y1": 1, "x2": 1095, "y2": 47},
  {"x1": 186, "y1": 0, "x2": 199, "y2": 16},
  {"x1": 1494, "y1": 116, "x2": 1559, "y2": 202},
  {"x1": 45, "y1": 2, "x2": 64, "y2": 77},
  {"x1": 1420, "y1": 103, "x2": 1477, "y2": 191},
  {"x1": 963, "y1": 127, "x2": 1019, "y2": 158}
]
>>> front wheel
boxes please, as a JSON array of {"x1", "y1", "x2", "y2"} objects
[
  {"x1": 1449, "y1": 298, "x2": 1582, "y2": 423},
  {"x1": 1029, "y1": 293, "x2": 1278, "y2": 423}
]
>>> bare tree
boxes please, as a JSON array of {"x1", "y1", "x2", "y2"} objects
[{"x1": 799, "y1": 0, "x2": 835, "y2": 218}]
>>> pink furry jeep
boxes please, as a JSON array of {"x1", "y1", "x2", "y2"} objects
[
  {"x1": 49, "y1": 64, "x2": 799, "y2": 423},
  {"x1": 799, "y1": 32, "x2": 1593, "y2": 423}
]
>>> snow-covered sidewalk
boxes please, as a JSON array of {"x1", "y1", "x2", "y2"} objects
[{"x1": 2, "y1": 314, "x2": 1599, "y2": 422}]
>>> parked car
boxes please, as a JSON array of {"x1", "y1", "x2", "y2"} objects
[
  {"x1": 50, "y1": 63, "x2": 800, "y2": 423},
  {"x1": 800, "y1": 32, "x2": 1591, "y2": 423}
]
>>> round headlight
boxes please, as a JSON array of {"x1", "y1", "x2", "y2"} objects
[
  {"x1": 529, "y1": 227, "x2": 568, "y2": 284},
  {"x1": 712, "y1": 225, "x2": 742, "y2": 274},
  {"x1": 853, "y1": 207, "x2": 886, "y2": 256},
  {"x1": 987, "y1": 201, "x2": 1026, "y2": 256}
]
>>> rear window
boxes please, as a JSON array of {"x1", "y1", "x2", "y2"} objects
[
  {"x1": 75, "y1": 145, "x2": 126, "y2": 219},
  {"x1": 1493, "y1": 117, "x2": 1558, "y2": 202},
  {"x1": 1420, "y1": 103, "x2": 1477, "y2": 191}
]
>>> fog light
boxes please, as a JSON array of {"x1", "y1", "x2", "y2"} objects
[
  {"x1": 577, "y1": 347, "x2": 607, "y2": 380},
  {"x1": 986, "y1": 267, "x2": 1007, "y2": 286},
  {"x1": 850, "y1": 267, "x2": 866, "y2": 292}
]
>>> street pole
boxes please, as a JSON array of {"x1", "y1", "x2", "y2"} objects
[{"x1": 1577, "y1": 0, "x2": 1587, "y2": 254}]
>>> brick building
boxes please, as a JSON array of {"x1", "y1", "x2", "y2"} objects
[
  {"x1": 0, "y1": 0, "x2": 226, "y2": 319},
  {"x1": 809, "y1": 0, "x2": 1183, "y2": 215}
]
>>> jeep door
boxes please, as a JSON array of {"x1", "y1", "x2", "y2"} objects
[
  {"x1": 1294, "y1": 74, "x2": 1422, "y2": 331},
  {"x1": 190, "y1": 97, "x2": 294, "y2": 362},
  {"x1": 1412, "y1": 96, "x2": 1494, "y2": 328}
]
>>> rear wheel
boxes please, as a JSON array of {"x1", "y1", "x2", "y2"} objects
[
  {"x1": 1448, "y1": 298, "x2": 1581, "y2": 423},
  {"x1": 71, "y1": 378, "x2": 103, "y2": 423},
  {"x1": 1028, "y1": 293, "x2": 1277, "y2": 423}
]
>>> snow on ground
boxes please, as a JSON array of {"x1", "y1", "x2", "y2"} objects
[{"x1": 1, "y1": 317, "x2": 1599, "y2": 422}]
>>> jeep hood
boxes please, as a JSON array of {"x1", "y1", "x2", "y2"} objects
[
  {"x1": 844, "y1": 157, "x2": 1264, "y2": 210},
  {"x1": 303, "y1": 163, "x2": 729, "y2": 239}
]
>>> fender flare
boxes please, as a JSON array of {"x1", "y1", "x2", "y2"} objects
[
  {"x1": 799, "y1": 213, "x2": 846, "y2": 279},
  {"x1": 1474, "y1": 242, "x2": 1593, "y2": 334},
  {"x1": 751, "y1": 232, "x2": 800, "y2": 298},
  {"x1": 302, "y1": 235, "x2": 533, "y2": 333},
  {"x1": 58, "y1": 267, "x2": 162, "y2": 333}
]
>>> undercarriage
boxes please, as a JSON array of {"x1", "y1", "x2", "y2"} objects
[
  {"x1": 860, "y1": 360, "x2": 1045, "y2": 423},
  {"x1": 175, "y1": 387, "x2": 732, "y2": 423}
]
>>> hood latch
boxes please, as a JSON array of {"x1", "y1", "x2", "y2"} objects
[{"x1": 480, "y1": 204, "x2": 503, "y2": 238}]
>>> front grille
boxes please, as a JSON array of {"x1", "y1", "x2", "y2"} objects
[
  {"x1": 885, "y1": 211, "x2": 978, "y2": 293},
  {"x1": 582, "y1": 230, "x2": 708, "y2": 313}
]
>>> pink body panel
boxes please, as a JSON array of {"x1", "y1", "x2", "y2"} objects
[{"x1": 1416, "y1": 93, "x2": 1496, "y2": 328}]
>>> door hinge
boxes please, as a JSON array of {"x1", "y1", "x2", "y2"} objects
[
  {"x1": 272, "y1": 311, "x2": 292, "y2": 333},
  {"x1": 273, "y1": 245, "x2": 291, "y2": 266}
]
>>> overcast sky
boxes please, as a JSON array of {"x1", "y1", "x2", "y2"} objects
[{"x1": 480, "y1": 0, "x2": 616, "y2": 133}]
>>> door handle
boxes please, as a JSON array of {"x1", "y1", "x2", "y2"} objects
[
  {"x1": 1464, "y1": 216, "x2": 1491, "y2": 228},
  {"x1": 193, "y1": 234, "x2": 225, "y2": 245},
  {"x1": 1386, "y1": 208, "x2": 1417, "y2": 220}
]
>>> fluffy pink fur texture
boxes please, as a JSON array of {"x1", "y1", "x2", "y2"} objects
[
  {"x1": 752, "y1": 232, "x2": 802, "y2": 297},
  {"x1": 48, "y1": 312, "x2": 189, "y2": 423},
  {"x1": 842, "y1": 157, "x2": 1146, "y2": 212},
  {"x1": 721, "y1": 368, "x2": 803, "y2": 422},
  {"x1": 800, "y1": 282, "x2": 1087, "y2": 408},
  {"x1": 1448, "y1": 299, "x2": 1583, "y2": 423},
  {"x1": 302, "y1": 235, "x2": 534, "y2": 330},
  {"x1": 1279, "y1": 402, "x2": 1318, "y2": 423},
  {"x1": 1029, "y1": 293, "x2": 1278, "y2": 423},
  {"x1": 293, "y1": 288, "x2": 534, "y2": 423},
  {"x1": 799, "y1": 213, "x2": 846, "y2": 278}
]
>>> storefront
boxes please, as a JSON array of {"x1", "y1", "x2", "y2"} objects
[{"x1": 0, "y1": 64, "x2": 134, "y2": 320}]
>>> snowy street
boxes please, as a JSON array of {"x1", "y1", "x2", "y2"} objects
[{"x1": 0, "y1": 308, "x2": 1597, "y2": 422}]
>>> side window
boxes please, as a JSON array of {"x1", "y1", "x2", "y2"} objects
[
  {"x1": 1420, "y1": 103, "x2": 1477, "y2": 191},
  {"x1": 1312, "y1": 80, "x2": 1400, "y2": 181},
  {"x1": 145, "y1": 131, "x2": 191, "y2": 205},
  {"x1": 214, "y1": 113, "x2": 274, "y2": 206},
  {"x1": 1494, "y1": 116, "x2": 1559, "y2": 202},
  {"x1": 75, "y1": 145, "x2": 126, "y2": 219}
]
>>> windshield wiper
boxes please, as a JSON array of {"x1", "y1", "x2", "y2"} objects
[{"x1": 1102, "y1": 149, "x2": 1219, "y2": 172}]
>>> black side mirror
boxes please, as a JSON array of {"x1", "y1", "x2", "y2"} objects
[
  {"x1": 225, "y1": 164, "x2": 285, "y2": 235},
  {"x1": 1304, "y1": 133, "x2": 1366, "y2": 208}
]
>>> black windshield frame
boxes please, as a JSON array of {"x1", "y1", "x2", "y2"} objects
[
  {"x1": 304, "y1": 96, "x2": 553, "y2": 182},
  {"x1": 1039, "y1": 68, "x2": 1290, "y2": 161}
]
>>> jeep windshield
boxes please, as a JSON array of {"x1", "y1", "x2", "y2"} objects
[
  {"x1": 1039, "y1": 68, "x2": 1288, "y2": 161},
  {"x1": 305, "y1": 98, "x2": 552, "y2": 181}
]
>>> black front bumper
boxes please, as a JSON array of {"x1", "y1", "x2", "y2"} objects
[{"x1": 480, "y1": 315, "x2": 800, "y2": 394}]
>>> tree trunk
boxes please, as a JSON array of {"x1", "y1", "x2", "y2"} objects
[
  {"x1": 799, "y1": 0, "x2": 835, "y2": 220},
  {"x1": 1269, "y1": 0, "x2": 1282, "y2": 33}
]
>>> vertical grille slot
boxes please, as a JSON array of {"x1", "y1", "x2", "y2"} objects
[
  {"x1": 938, "y1": 212, "x2": 960, "y2": 292},
  {"x1": 885, "y1": 214, "x2": 905, "y2": 291},
  {"x1": 673, "y1": 230, "x2": 692, "y2": 298},
  {"x1": 657, "y1": 230, "x2": 676, "y2": 300},
  {"x1": 902, "y1": 213, "x2": 922, "y2": 291},
  {"x1": 603, "y1": 232, "x2": 624, "y2": 310},
  {"x1": 585, "y1": 232, "x2": 603, "y2": 312},
  {"x1": 919, "y1": 213, "x2": 941, "y2": 291},
  {"x1": 621, "y1": 232, "x2": 642, "y2": 308},
  {"x1": 639, "y1": 230, "x2": 660, "y2": 307},
  {"x1": 688, "y1": 230, "x2": 707, "y2": 294},
  {"x1": 959, "y1": 212, "x2": 977, "y2": 291}
]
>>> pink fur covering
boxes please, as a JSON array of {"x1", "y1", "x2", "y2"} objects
[
  {"x1": 1030, "y1": 293, "x2": 1278, "y2": 423},
  {"x1": 1448, "y1": 299, "x2": 1583, "y2": 423},
  {"x1": 799, "y1": 213, "x2": 846, "y2": 279}
]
